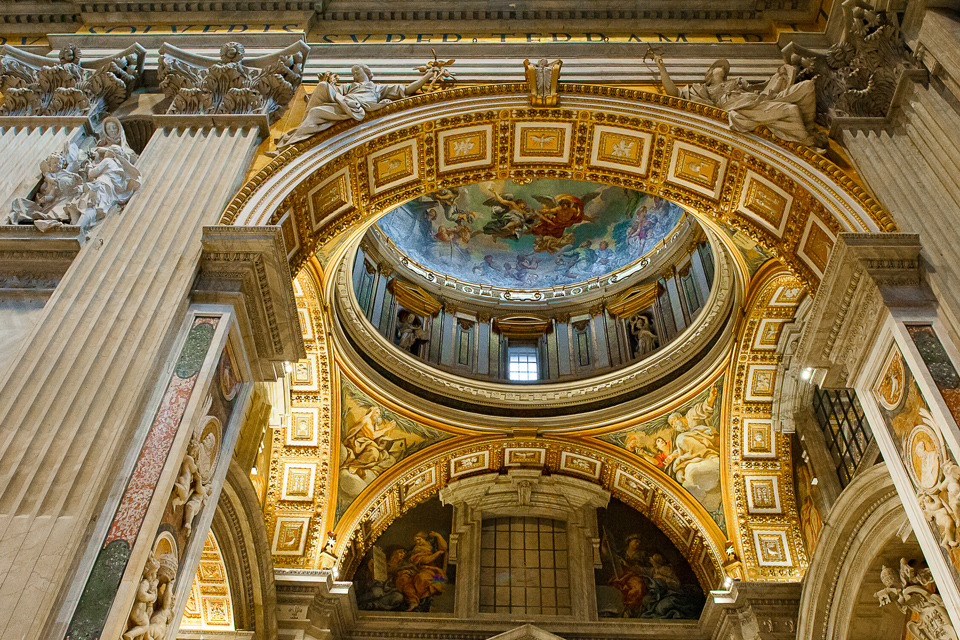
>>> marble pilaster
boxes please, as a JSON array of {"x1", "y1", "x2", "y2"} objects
[
  {"x1": 0, "y1": 122, "x2": 262, "y2": 640},
  {"x1": 794, "y1": 232, "x2": 960, "y2": 633}
]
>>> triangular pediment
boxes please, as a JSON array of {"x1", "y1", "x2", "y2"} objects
[{"x1": 487, "y1": 624, "x2": 566, "y2": 640}]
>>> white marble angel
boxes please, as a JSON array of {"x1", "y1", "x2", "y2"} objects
[
  {"x1": 69, "y1": 116, "x2": 141, "y2": 229},
  {"x1": 653, "y1": 54, "x2": 818, "y2": 146},
  {"x1": 7, "y1": 145, "x2": 84, "y2": 230},
  {"x1": 629, "y1": 314, "x2": 658, "y2": 358},
  {"x1": 276, "y1": 64, "x2": 441, "y2": 149},
  {"x1": 7, "y1": 116, "x2": 140, "y2": 231}
]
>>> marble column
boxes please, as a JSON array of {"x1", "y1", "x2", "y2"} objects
[
  {"x1": 795, "y1": 233, "x2": 960, "y2": 633},
  {"x1": 0, "y1": 123, "x2": 261, "y2": 640}
]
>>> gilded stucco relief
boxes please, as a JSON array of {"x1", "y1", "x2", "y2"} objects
[{"x1": 727, "y1": 271, "x2": 810, "y2": 581}]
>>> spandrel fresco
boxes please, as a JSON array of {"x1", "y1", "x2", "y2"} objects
[
  {"x1": 598, "y1": 380, "x2": 726, "y2": 532},
  {"x1": 336, "y1": 380, "x2": 451, "y2": 522}
]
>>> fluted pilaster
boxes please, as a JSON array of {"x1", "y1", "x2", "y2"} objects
[{"x1": 0, "y1": 123, "x2": 261, "y2": 640}]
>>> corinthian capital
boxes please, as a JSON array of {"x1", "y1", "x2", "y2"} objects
[
  {"x1": 0, "y1": 43, "x2": 145, "y2": 122},
  {"x1": 157, "y1": 40, "x2": 310, "y2": 122}
]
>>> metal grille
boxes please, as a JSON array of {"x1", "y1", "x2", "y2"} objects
[
  {"x1": 478, "y1": 517, "x2": 571, "y2": 615},
  {"x1": 812, "y1": 386, "x2": 872, "y2": 486}
]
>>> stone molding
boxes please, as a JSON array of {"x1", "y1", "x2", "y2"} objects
[
  {"x1": 699, "y1": 581, "x2": 802, "y2": 640},
  {"x1": 0, "y1": 224, "x2": 82, "y2": 288},
  {"x1": 331, "y1": 230, "x2": 735, "y2": 414},
  {"x1": 195, "y1": 225, "x2": 306, "y2": 380},
  {"x1": 795, "y1": 232, "x2": 932, "y2": 387},
  {"x1": 796, "y1": 463, "x2": 905, "y2": 640}
]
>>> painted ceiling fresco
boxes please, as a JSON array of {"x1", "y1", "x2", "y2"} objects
[{"x1": 375, "y1": 179, "x2": 685, "y2": 289}]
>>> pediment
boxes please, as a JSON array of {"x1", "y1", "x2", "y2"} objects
[{"x1": 488, "y1": 624, "x2": 566, "y2": 640}]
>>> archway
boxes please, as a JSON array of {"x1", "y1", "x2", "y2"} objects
[{"x1": 223, "y1": 84, "x2": 892, "y2": 292}]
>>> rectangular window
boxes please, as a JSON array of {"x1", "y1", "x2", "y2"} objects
[
  {"x1": 812, "y1": 386, "x2": 872, "y2": 487},
  {"x1": 682, "y1": 272, "x2": 701, "y2": 315},
  {"x1": 456, "y1": 323, "x2": 472, "y2": 366},
  {"x1": 508, "y1": 346, "x2": 539, "y2": 382},
  {"x1": 479, "y1": 517, "x2": 571, "y2": 616},
  {"x1": 357, "y1": 267, "x2": 375, "y2": 314},
  {"x1": 700, "y1": 244, "x2": 715, "y2": 285},
  {"x1": 574, "y1": 327, "x2": 590, "y2": 367}
]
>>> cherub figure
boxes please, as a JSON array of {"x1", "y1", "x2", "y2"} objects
[
  {"x1": 124, "y1": 555, "x2": 160, "y2": 640},
  {"x1": 171, "y1": 429, "x2": 216, "y2": 537}
]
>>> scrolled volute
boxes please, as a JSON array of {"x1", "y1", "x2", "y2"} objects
[{"x1": 158, "y1": 40, "x2": 309, "y2": 121}]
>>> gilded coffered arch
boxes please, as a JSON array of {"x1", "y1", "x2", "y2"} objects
[
  {"x1": 223, "y1": 83, "x2": 893, "y2": 292},
  {"x1": 331, "y1": 433, "x2": 730, "y2": 593},
  {"x1": 252, "y1": 82, "x2": 896, "y2": 592}
]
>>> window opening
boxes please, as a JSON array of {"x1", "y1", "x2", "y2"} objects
[
  {"x1": 508, "y1": 345, "x2": 539, "y2": 381},
  {"x1": 479, "y1": 517, "x2": 571, "y2": 615},
  {"x1": 812, "y1": 386, "x2": 872, "y2": 486}
]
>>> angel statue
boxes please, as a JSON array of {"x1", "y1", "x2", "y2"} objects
[
  {"x1": 652, "y1": 53, "x2": 819, "y2": 146},
  {"x1": 629, "y1": 314, "x2": 658, "y2": 358},
  {"x1": 69, "y1": 116, "x2": 140, "y2": 229},
  {"x1": 7, "y1": 116, "x2": 140, "y2": 232},
  {"x1": 276, "y1": 63, "x2": 442, "y2": 149}
]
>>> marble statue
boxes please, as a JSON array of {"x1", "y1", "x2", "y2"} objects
[
  {"x1": 875, "y1": 559, "x2": 958, "y2": 640},
  {"x1": 124, "y1": 554, "x2": 159, "y2": 640},
  {"x1": 7, "y1": 116, "x2": 140, "y2": 231},
  {"x1": 123, "y1": 550, "x2": 178, "y2": 640},
  {"x1": 653, "y1": 53, "x2": 818, "y2": 146},
  {"x1": 170, "y1": 428, "x2": 217, "y2": 537},
  {"x1": 276, "y1": 63, "x2": 443, "y2": 149},
  {"x1": 629, "y1": 314, "x2": 658, "y2": 358}
]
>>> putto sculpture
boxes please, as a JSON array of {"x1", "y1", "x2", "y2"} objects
[
  {"x1": 124, "y1": 550, "x2": 177, "y2": 640},
  {"x1": 170, "y1": 425, "x2": 218, "y2": 538},
  {"x1": 158, "y1": 40, "x2": 309, "y2": 121},
  {"x1": 276, "y1": 62, "x2": 444, "y2": 149},
  {"x1": 0, "y1": 43, "x2": 144, "y2": 121},
  {"x1": 875, "y1": 558, "x2": 958, "y2": 640},
  {"x1": 7, "y1": 116, "x2": 140, "y2": 231}
]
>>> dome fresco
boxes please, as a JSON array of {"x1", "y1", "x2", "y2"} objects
[{"x1": 375, "y1": 179, "x2": 685, "y2": 289}]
